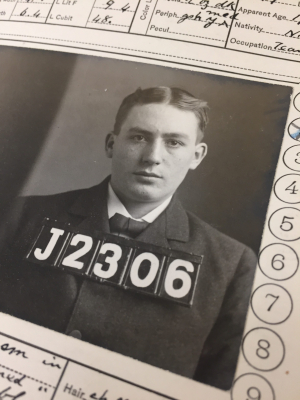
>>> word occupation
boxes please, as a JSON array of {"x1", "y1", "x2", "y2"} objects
[{"x1": 26, "y1": 220, "x2": 203, "y2": 307}]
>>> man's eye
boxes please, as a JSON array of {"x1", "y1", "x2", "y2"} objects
[
  {"x1": 132, "y1": 135, "x2": 146, "y2": 142},
  {"x1": 166, "y1": 140, "x2": 183, "y2": 147}
]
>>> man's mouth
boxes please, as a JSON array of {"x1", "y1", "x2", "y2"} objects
[{"x1": 133, "y1": 171, "x2": 162, "y2": 178}]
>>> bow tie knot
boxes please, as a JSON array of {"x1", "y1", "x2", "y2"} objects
[{"x1": 109, "y1": 213, "x2": 149, "y2": 238}]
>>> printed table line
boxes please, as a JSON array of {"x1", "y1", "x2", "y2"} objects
[
  {"x1": 50, "y1": 360, "x2": 69, "y2": 400},
  {"x1": 167, "y1": 31, "x2": 226, "y2": 41},
  {"x1": 224, "y1": 0, "x2": 240, "y2": 48},
  {"x1": 260, "y1": 0, "x2": 297, "y2": 4},
  {"x1": 262, "y1": 31, "x2": 300, "y2": 39},
  {"x1": 85, "y1": 0, "x2": 97, "y2": 29},
  {"x1": 277, "y1": 1, "x2": 297, "y2": 5},
  {"x1": 11, "y1": 16, "x2": 47, "y2": 19},
  {"x1": 158, "y1": 0, "x2": 237, "y2": 10},
  {"x1": 0, "y1": 330, "x2": 178, "y2": 400},
  {"x1": 93, "y1": 7, "x2": 135, "y2": 12},
  {"x1": 87, "y1": 23, "x2": 130, "y2": 28},
  {"x1": 0, "y1": 32, "x2": 298, "y2": 78},
  {"x1": 0, "y1": 363, "x2": 55, "y2": 388},
  {"x1": 17, "y1": 1, "x2": 53, "y2": 3}
]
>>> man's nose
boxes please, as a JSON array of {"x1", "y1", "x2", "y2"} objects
[{"x1": 142, "y1": 140, "x2": 163, "y2": 165}]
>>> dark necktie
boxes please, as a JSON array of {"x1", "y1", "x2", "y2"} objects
[{"x1": 109, "y1": 213, "x2": 149, "y2": 238}]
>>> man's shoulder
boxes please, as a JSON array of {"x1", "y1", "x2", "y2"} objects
[
  {"x1": 185, "y1": 209, "x2": 256, "y2": 261},
  {"x1": 18, "y1": 184, "x2": 101, "y2": 216},
  {"x1": 187, "y1": 210, "x2": 242, "y2": 247},
  {"x1": 21, "y1": 187, "x2": 87, "y2": 208},
  {"x1": 3, "y1": 184, "x2": 101, "y2": 241}
]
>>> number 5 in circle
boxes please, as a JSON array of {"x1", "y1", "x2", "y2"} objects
[
  {"x1": 269, "y1": 207, "x2": 300, "y2": 241},
  {"x1": 280, "y1": 216, "x2": 294, "y2": 231}
]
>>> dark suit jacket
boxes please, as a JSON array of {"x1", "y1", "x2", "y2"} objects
[{"x1": 0, "y1": 177, "x2": 257, "y2": 390}]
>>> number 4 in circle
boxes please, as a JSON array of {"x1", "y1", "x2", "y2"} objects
[{"x1": 285, "y1": 181, "x2": 298, "y2": 194}]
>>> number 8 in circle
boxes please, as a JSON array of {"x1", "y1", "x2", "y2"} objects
[{"x1": 256, "y1": 339, "x2": 270, "y2": 359}]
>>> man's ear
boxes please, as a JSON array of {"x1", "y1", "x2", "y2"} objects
[
  {"x1": 105, "y1": 132, "x2": 115, "y2": 158},
  {"x1": 189, "y1": 142, "x2": 208, "y2": 170}
]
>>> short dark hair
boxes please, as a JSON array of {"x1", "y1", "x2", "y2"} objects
[{"x1": 113, "y1": 87, "x2": 209, "y2": 139}]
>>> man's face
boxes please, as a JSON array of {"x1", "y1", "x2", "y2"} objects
[{"x1": 106, "y1": 103, "x2": 207, "y2": 206}]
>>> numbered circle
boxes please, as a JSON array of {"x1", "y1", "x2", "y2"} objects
[
  {"x1": 274, "y1": 174, "x2": 300, "y2": 203},
  {"x1": 294, "y1": 93, "x2": 300, "y2": 112},
  {"x1": 251, "y1": 284, "x2": 293, "y2": 324},
  {"x1": 259, "y1": 243, "x2": 299, "y2": 280},
  {"x1": 268, "y1": 207, "x2": 300, "y2": 241},
  {"x1": 283, "y1": 145, "x2": 300, "y2": 172},
  {"x1": 242, "y1": 328, "x2": 285, "y2": 371},
  {"x1": 231, "y1": 373, "x2": 275, "y2": 400},
  {"x1": 288, "y1": 118, "x2": 300, "y2": 141}
]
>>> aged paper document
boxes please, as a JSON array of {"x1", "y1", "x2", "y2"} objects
[{"x1": 0, "y1": 1, "x2": 299, "y2": 399}]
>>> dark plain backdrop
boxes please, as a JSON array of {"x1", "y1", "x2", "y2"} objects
[{"x1": 0, "y1": 46, "x2": 292, "y2": 253}]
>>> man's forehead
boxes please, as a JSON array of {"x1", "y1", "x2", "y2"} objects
[
  {"x1": 121, "y1": 103, "x2": 199, "y2": 133},
  {"x1": 128, "y1": 126, "x2": 192, "y2": 140}
]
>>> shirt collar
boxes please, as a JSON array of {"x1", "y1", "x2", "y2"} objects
[{"x1": 107, "y1": 183, "x2": 172, "y2": 223}]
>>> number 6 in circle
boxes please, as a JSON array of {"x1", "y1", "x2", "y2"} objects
[{"x1": 271, "y1": 253, "x2": 284, "y2": 270}]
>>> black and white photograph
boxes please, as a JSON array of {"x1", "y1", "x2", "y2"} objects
[{"x1": 0, "y1": 46, "x2": 292, "y2": 391}]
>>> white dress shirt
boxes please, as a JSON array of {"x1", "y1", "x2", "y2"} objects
[{"x1": 107, "y1": 183, "x2": 172, "y2": 223}]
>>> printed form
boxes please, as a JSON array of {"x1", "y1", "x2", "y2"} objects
[{"x1": 0, "y1": 1, "x2": 299, "y2": 400}]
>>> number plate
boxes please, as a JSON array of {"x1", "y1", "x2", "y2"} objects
[
  {"x1": 25, "y1": 219, "x2": 203, "y2": 307},
  {"x1": 91, "y1": 240, "x2": 133, "y2": 286},
  {"x1": 26, "y1": 225, "x2": 71, "y2": 267}
]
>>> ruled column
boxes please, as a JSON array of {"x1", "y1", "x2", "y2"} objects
[
  {"x1": 86, "y1": 0, "x2": 140, "y2": 33},
  {"x1": 140, "y1": 0, "x2": 234, "y2": 47},
  {"x1": 8, "y1": 1, "x2": 55, "y2": 23},
  {"x1": 45, "y1": 0, "x2": 95, "y2": 27},
  {"x1": 0, "y1": 0, "x2": 18, "y2": 21},
  {"x1": 129, "y1": 0, "x2": 158, "y2": 34},
  {"x1": 226, "y1": 0, "x2": 300, "y2": 61}
]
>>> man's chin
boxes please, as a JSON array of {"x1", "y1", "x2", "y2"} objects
[{"x1": 129, "y1": 185, "x2": 164, "y2": 203}]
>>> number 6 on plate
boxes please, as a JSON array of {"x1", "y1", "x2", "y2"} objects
[{"x1": 160, "y1": 257, "x2": 200, "y2": 306}]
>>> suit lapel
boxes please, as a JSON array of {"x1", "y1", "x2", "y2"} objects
[
  {"x1": 165, "y1": 195, "x2": 190, "y2": 243},
  {"x1": 136, "y1": 195, "x2": 190, "y2": 247},
  {"x1": 136, "y1": 211, "x2": 169, "y2": 247},
  {"x1": 67, "y1": 177, "x2": 110, "y2": 234}
]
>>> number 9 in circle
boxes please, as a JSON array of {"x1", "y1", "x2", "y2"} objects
[
  {"x1": 247, "y1": 387, "x2": 261, "y2": 400},
  {"x1": 231, "y1": 374, "x2": 274, "y2": 400}
]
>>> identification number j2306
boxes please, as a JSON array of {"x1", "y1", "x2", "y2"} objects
[{"x1": 26, "y1": 221, "x2": 203, "y2": 307}]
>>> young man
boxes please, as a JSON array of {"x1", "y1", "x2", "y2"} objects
[{"x1": 0, "y1": 87, "x2": 257, "y2": 390}]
